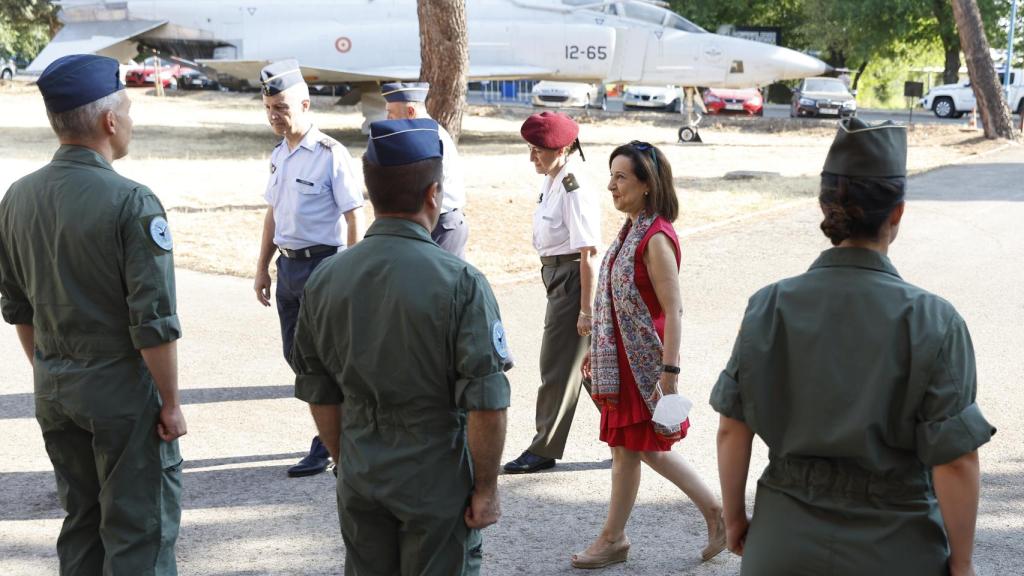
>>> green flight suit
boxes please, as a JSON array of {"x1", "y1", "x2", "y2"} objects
[
  {"x1": 710, "y1": 247, "x2": 996, "y2": 576},
  {"x1": 0, "y1": 145, "x2": 183, "y2": 576},
  {"x1": 293, "y1": 217, "x2": 512, "y2": 576}
]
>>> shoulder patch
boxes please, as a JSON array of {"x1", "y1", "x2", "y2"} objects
[
  {"x1": 491, "y1": 320, "x2": 510, "y2": 360},
  {"x1": 270, "y1": 162, "x2": 276, "y2": 174},
  {"x1": 562, "y1": 173, "x2": 580, "y2": 192},
  {"x1": 148, "y1": 215, "x2": 173, "y2": 251}
]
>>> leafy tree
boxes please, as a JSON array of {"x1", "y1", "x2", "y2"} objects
[
  {"x1": 668, "y1": 1, "x2": 810, "y2": 49},
  {"x1": 0, "y1": 0, "x2": 60, "y2": 61}
]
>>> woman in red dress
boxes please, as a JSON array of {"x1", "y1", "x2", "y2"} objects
[{"x1": 572, "y1": 142, "x2": 725, "y2": 569}]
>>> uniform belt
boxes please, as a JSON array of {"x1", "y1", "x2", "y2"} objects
[
  {"x1": 763, "y1": 456, "x2": 929, "y2": 501},
  {"x1": 277, "y1": 244, "x2": 338, "y2": 259},
  {"x1": 540, "y1": 253, "x2": 581, "y2": 266}
]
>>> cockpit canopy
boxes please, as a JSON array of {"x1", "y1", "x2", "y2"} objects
[{"x1": 560, "y1": 0, "x2": 707, "y2": 33}]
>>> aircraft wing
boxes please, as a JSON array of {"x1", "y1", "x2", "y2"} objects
[
  {"x1": 28, "y1": 20, "x2": 168, "y2": 74},
  {"x1": 197, "y1": 61, "x2": 554, "y2": 84}
]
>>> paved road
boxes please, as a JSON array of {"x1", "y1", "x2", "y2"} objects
[
  {"x1": 471, "y1": 93, "x2": 1021, "y2": 128},
  {"x1": 1, "y1": 146, "x2": 1022, "y2": 575}
]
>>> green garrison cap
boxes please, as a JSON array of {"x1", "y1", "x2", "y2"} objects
[{"x1": 822, "y1": 117, "x2": 907, "y2": 178}]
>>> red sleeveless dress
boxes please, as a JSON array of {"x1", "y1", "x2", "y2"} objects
[{"x1": 599, "y1": 216, "x2": 690, "y2": 452}]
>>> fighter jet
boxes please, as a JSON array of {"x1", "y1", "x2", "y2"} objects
[{"x1": 32, "y1": 0, "x2": 828, "y2": 117}]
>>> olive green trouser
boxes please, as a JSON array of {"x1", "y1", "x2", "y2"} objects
[
  {"x1": 340, "y1": 493, "x2": 482, "y2": 575},
  {"x1": 528, "y1": 260, "x2": 592, "y2": 459},
  {"x1": 34, "y1": 355, "x2": 182, "y2": 576}
]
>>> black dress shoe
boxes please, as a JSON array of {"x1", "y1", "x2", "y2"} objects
[
  {"x1": 288, "y1": 436, "x2": 331, "y2": 478},
  {"x1": 503, "y1": 450, "x2": 556, "y2": 474}
]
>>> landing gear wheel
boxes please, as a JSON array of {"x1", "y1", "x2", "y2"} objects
[{"x1": 678, "y1": 126, "x2": 701, "y2": 143}]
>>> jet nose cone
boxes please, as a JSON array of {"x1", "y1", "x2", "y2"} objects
[{"x1": 769, "y1": 46, "x2": 829, "y2": 79}]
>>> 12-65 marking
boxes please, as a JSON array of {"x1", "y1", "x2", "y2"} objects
[{"x1": 565, "y1": 45, "x2": 608, "y2": 60}]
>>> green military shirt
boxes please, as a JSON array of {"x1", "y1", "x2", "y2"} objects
[
  {"x1": 0, "y1": 145, "x2": 180, "y2": 353},
  {"x1": 710, "y1": 247, "x2": 995, "y2": 575},
  {"x1": 0, "y1": 144, "x2": 182, "y2": 575},
  {"x1": 293, "y1": 217, "x2": 511, "y2": 516}
]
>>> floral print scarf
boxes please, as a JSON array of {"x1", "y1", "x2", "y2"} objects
[{"x1": 591, "y1": 212, "x2": 680, "y2": 437}]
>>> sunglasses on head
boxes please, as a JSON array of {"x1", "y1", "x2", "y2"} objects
[{"x1": 629, "y1": 140, "x2": 658, "y2": 175}]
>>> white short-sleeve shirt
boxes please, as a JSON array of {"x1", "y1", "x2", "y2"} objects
[
  {"x1": 532, "y1": 160, "x2": 601, "y2": 256},
  {"x1": 437, "y1": 124, "x2": 465, "y2": 213},
  {"x1": 264, "y1": 126, "x2": 364, "y2": 250}
]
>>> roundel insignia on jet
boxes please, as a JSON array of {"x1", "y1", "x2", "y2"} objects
[{"x1": 335, "y1": 37, "x2": 352, "y2": 53}]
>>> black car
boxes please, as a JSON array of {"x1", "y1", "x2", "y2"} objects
[
  {"x1": 177, "y1": 69, "x2": 220, "y2": 90},
  {"x1": 790, "y1": 77, "x2": 858, "y2": 118}
]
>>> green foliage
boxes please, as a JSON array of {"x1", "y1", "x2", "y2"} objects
[
  {"x1": 667, "y1": 0, "x2": 1020, "y2": 104},
  {"x1": 0, "y1": 0, "x2": 60, "y2": 60}
]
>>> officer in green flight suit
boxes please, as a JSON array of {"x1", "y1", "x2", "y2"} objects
[
  {"x1": 712, "y1": 117, "x2": 996, "y2": 576},
  {"x1": 292, "y1": 117, "x2": 512, "y2": 575},
  {"x1": 0, "y1": 54, "x2": 185, "y2": 575}
]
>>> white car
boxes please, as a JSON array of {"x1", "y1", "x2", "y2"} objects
[
  {"x1": 920, "y1": 69, "x2": 1024, "y2": 118},
  {"x1": 623, "y1": 85, "x2": 680, "y2": 111},
  {"x1": 531, "y1": 81, "x2": 604, "y2": 109}
]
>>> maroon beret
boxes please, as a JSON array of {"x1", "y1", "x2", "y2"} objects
[{"x1": 520, "y1": 111, "x2": 579, "y2": 149}]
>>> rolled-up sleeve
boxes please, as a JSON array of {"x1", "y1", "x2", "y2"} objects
[
  {"x1": 0, "y1": 203, "x2": 33, "y2": 325},
  {"x1": 709, "y1": 331, "x2": 745, "y2": 421},
  {"x1": 452, "y1": 269, "x2": 512, "y2": 412},
  {"x1": 915, "y1": 315, "x2": 996, "y2": 466},
  {"x1": 120, "y1": 188, "x2": 181, "y2": 349},
  {"x1": 292, "y1": 291, "x2": 342, "y2": 405}
]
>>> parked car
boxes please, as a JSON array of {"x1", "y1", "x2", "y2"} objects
[
  {"x1": 531, "y1": 81, "x2": 604, "y2": 109},
  {"x1": 790, "y1": 77, "x2": 857, "y2": 118},
  {"x1": 1, "y1": 55, "x2": 15, "y2": 80},
  {"x1": 178, "y1": 68, "x2": 219, "y2": 90},
  {"x1": 920, "y1": 69, "x2": 1024, "y2": 118},
  {"x1": 704, "y1": 87, "x2": 764, "y2": 116},
  {"x1": 125, "y1": 57, "x2": 187, "y2": 88},
  {"x1": 623, "y1": 85, "x2": 680, "y2": 111}
]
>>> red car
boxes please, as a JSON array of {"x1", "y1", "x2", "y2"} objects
[
  {"x1": 125, "y1": 57, "x2": 187, "y2": 88},
  {"x1": 703, "y1": 87, "x2": 764, "y2": 116}
]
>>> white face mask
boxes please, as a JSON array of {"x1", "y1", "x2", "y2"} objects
[{"x1": 652, "y1": 390, "x2": 693, "y2": 427}]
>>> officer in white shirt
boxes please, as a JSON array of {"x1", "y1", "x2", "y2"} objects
[
  {"x1": 381, "y1": 82, "x2": 468, "y2": 258},
  {"x1": 252, "y1": 59, "x2": 364, "y2": 477},
  {"x1": 505, "y1": 111, "x2": 601, "y2": 474}
]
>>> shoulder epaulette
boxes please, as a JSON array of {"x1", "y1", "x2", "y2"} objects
[
  {"x1": 319, "y1": 137, "x2": 338, "y2": 149},
  {"x1": 562, "y1": 173, "x2": 580, "y2": 192}
]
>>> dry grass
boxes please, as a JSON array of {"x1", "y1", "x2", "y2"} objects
[{"x1": 0, "y1": 82, "x2": 1002, "y2": 284}]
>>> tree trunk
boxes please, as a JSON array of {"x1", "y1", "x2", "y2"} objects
[
  {"x1": 417, "y1": 0, "x2": 468, "y2": 143},
  {"x1": 932, "y1": 0, "x2": 961, "y2": 85},
  {"x1": 951, "y1": 0, "x2": 1018, "y2": 140},
  {"x1": 852, "y1": 61, "x2": 868, "y2": 91}
]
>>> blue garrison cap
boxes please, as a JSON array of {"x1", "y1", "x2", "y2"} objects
[
  {"x1": 365, "y1": 118, "x2": 443, "y2": 166},
  {"x1": 260, "y1": 59, "x2": 305, "y2": 96},
  {"x1": 38, "y1": 54, "x2": 124, "y2": 114},
  {"x1": 381, "y1": 82, "x2": 429, "y2": 103}
]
